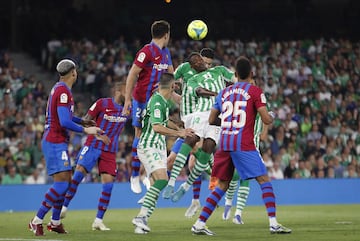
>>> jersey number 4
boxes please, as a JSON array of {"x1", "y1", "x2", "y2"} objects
[{"x1": 221, "y1": 100, "x2": 246, "y2": 128}]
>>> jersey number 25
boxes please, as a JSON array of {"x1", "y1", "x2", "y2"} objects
[{"x1": 221, "y1": 100, "x2": 246, "y2": 128}]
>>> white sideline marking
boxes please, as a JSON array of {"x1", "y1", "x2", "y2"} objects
[
  {"x1": 0, "y1": 239, "x2": 67, "y2": 241},
  {"x1": 335, "y1": 221, "x2": 353, "y2": 224}
]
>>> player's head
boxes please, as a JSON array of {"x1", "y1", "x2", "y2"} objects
[
  {"x1": 114, "y1": 81, "x2": 126, "y2": 104},
  {"x1": 151, "y1": 20, "x2": 170, "y2": 44},
  {"x1": 200, "y1": 48, "x2": 214, "y2": 68},
  {"x1": 159, "y1": 72, "x2": 175, "y2": 91},
  {"x1": 235, "y1": 56, "x2": 252, "y2": 81},
  {"x1": 56, "y1": 59, "x2": 77, "y2": 81},
  {"x1": 188, "y1": 52, "x2": 207, "y2": 73}
]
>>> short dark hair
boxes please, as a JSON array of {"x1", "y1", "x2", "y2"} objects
[
  {"x1": 187, "y1": 52, "x2": 202, "y2": 64},
  {"x1": 235, "y1": 56, "x2": 251, "y2": 80},
  {"x1": 200, "y1": 48, "x2": 214, "y2": 59},
  {"x1": 151, "y1": 20, "x2": 170, "y2": 39},
  {"x1": 159, "y1": 72, "x2": 174, "y2": 88}
]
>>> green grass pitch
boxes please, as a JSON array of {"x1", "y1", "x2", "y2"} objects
[{"x1": 0, "y1": 205, "x2": 359, "y2": 241}]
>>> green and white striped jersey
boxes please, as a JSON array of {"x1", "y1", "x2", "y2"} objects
[
  {"x1": 174, "y1": 62, "x2": 197, "y2": 117},
  {"x1": 188, "y1": 66, "x2": 234, "y2": 112},
  {"x1": 139, "y1": 92, "x2": 170, "y2": 151},
  {"x1": 253, "y1": 114, "x2": 263, "y2": 150}
]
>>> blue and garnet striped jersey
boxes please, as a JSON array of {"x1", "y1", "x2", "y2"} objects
[
  {"x1": 213, "y1": 82, "x2": 267, "y2": 151},
  {"x1": 43, "y1": 82, "x2": 74, "y2": 143},
  {"x1": 84, "y1": 98, "x2": 129, "y2": 153},
  {"x1": 132, "y1": 41, "x2": 173, "y2": 103}
]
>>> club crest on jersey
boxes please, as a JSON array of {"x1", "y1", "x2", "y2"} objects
[
  {"x1": 60, "y1": 93, "x2": 68, "y2": 103},
  {"x1": 137, "y1": 52, "x2": 146, "y2": 63}
]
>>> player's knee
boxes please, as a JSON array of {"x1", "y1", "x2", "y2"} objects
[
  {"x1": 217, "y1": 179, "x2": 230, "y2": 191},
  {"x1": 155, "y1": 179, "x2": 168, "y2": 190},
  {"x1": 75, "y1": 165, "x2": 87, "y2": 174},
  {"x1": 202, "y1": 139, "x2": 216, "y2": 153},
  {"x1": 256, "y1": 174, "x2": 270, "y2": 184},
  {"x1": 185, "y1": 135, "x2": 200, "y2": 147}
]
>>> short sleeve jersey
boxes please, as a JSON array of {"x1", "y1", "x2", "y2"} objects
[
  {"x1": 132, "y1": 42, "x2": 173, "y2": 103},
  {"x1": 85, "y1": 98, "x2": 129, "y2": 153},
  {"x1": 139, "y1": 92, "x2": 170, "y2": 151},
  {"x1": 188, "y1": 66, "x2": 234, "y2": 112},
  {"x1": 213, "y1": 82, "x2": 267, "y2": 151},
  {"x1": 174, "y1": 62, "x2": 197, "y2": 117},
  {"x1": 43, "y1": 82, "x2": 74, "y2": 143}
]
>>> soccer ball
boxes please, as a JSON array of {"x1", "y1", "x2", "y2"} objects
[
  {"x1": 187, "y1": 20, "x2": 208, "y2": 40},
  {"x1": 134, "y1": 226, "x2": 148, "y2": 234}
]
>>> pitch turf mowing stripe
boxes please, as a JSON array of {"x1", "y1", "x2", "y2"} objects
[{"x1": 0, "y1": 239, "x2": 67, "y2": 241}]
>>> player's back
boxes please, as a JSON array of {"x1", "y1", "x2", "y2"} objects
[
  {"x1": 139, "y1": 92, "x2": 169, "y2": 150},
  {"x1": 132, "y1": 42, "x2": 172, "y2": 103},
  {"x1": 43, "y1": 82, "x2": 74, "y2": 143},
  {"x1": 174, "y1": 62, "x2": 198, "y2": 116},
  {"x1": 85, "y1": 98, "x2": 128, "y2": 153},
  {"x1": 188, "y1": 66, "x2": 234, "y2": 112},
  {"x1": 217, "y1": 82, "x2": 266, "y2": 151}
]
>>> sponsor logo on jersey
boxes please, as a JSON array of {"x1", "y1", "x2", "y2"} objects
[
  {"x1": 103, "y1": 114, "x2": 127, "y2": 122},
  {"x1": 153, "y1": 63, "x2": 169, "y2": 71}
]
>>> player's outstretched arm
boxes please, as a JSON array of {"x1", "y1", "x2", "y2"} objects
[
  {"x1": 152, "y1": 124, "x2": 195, "y2": 138},
  {"x1": 72, "y1": 115, "x2": 95, "y2": 127},
  {"x1": 168, "y1": 119, "x2": 184, "y2": 129},
  {"x1": 123, "y1": 64, "x2": 142, "y2": 115},
  {"x1": 84, "y1": 126, "x2": 104, "y2": 135}
]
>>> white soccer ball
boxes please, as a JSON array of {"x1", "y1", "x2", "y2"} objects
[
  {"x1": 187, "y1": 20, "x2": 208, "y2": 40},
  {"x1": 134, "y1": 226, "x2": 148, "y2": 234}
]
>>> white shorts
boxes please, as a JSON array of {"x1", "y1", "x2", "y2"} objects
[
  {"x1": 137, "y1": 146, "x2": 167, "y2": 177},
  {"x1": 189, "y1": 111, "x2": 220, "y2": 144},
  {"x1": 181, "y1": 113, "x2": 195, "y2": 129}
]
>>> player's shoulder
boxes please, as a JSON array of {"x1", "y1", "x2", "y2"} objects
[
  {"x1": 150, "y1": 93, "x2": 166, "y2": 106},
  {"x1": 135, "y1": 44, "x2": 152, "y2": 62},
  {"x1": 213, "y1": 65, "x2": 232, "y2": 72},
  {"x1": 52, "y1": 83, "x2": 71, "y2": 101},
  {"x1": 248, "y1": 84, "x2": 263, "y2": 93},
  {"x1": 177, "y1": 62, "x2": 190, "y2": 69},
  {"x1": 188, "y1": 71, "x2": 201, "y2": 82},
  {"x1": 95, "y1": 97, "x2": 110, "y2": 106},
  {"x1": 53, "y1": 82, "x2": 70, "y2": 93},
  {"x1": 139, "y1": 43, "x2": 151, "y2": 51}
]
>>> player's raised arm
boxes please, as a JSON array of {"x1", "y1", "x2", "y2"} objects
[
  {"x1": 152, "y1": 123, "x2": 194, "y2": 138},
  {"x1": 123, "y1": 64, "x2": 142, "y2": 115}
]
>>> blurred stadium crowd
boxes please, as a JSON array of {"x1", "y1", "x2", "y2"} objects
[{"x1": 1, "y1": 36, "x2": 360, "y2": 185}]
